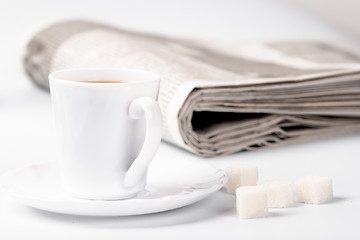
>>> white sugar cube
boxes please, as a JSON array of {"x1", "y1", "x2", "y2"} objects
[
  {"x1": 225, "y1": 164, "x2": 258, "y2": 194},
  {"x1": 262, "y1": 180, "x2": 293, "y2": 208},
  {"x1": 236, "y1": 186, "x2": 268, "y2": 219},
  {"x1": 295, "y1": 176, "x2": 333, "y2": 204}
]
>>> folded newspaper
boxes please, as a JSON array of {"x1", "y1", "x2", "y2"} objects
[{"x1": 24, "y1": 20, "x2": 360, "y2": 157}]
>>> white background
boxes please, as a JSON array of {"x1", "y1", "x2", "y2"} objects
[{"x1": 0, "y1": 0, "x2": 359, "y2": 239}]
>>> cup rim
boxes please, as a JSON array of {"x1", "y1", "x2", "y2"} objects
[{"x1": 49, "y1": 68, "x2": 160, "y2": 85}]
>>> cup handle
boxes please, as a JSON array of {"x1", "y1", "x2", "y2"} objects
[{"x1": 124, "y1": 97, "x2": 162, "y2": 187}]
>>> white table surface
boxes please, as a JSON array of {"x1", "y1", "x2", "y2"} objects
[{"x1": 1, "y1": 0, "x2": 360, "y2": 239}]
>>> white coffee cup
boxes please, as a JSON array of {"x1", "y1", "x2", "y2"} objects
[{"x1": 49, "y1": 68, "x2": 162, "y2": 200}]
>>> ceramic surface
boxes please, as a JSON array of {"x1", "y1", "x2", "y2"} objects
[
  {"x1": 0, "y1": 157, "x2": 226, "y2": 216},
  {"x1": 49, "y1": 68, "x2": 162, "y2": 200}
]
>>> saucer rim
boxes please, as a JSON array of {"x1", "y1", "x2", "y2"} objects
[{"x1": 0, "y1": 161, "x2": 226, "y2": 216}]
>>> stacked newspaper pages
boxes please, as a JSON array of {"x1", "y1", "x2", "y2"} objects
[{"x1": 24, "y1": 20, "x2": 360, "y2": 157}]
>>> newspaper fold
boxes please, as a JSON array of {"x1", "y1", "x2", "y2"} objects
[{"x1": 23, "y1": 20, "x2": 360, "y2": 157}]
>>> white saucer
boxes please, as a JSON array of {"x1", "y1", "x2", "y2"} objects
[{"x1": 0, "y1": 157, "x2": 226, "y2": 216}]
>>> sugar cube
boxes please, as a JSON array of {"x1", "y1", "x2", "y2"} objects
[
  {"x1": 226, "y1": 164, "x2": 258, "y2": 194},
  {"x1": 236, "y1": 186, "x2": 268, "y2": 219},
  {"x1": 262, "y1": 180, "x2": 293, "y2": 208},
  {"x1": 295, "y1": 176, "x2": 333, "y2": 204}
]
